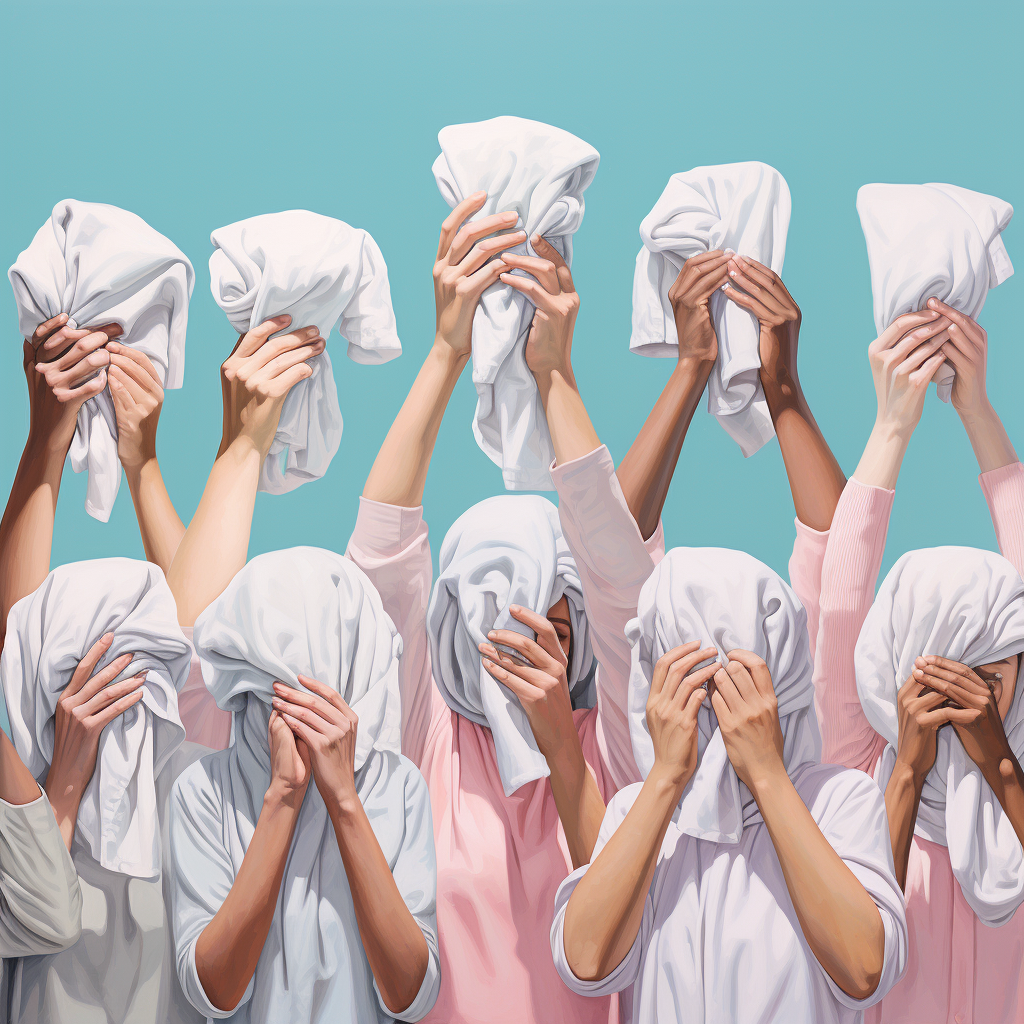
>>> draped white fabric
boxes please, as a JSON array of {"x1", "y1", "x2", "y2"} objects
[
  {"x1": 209, "y1": 211, "x2": 402, "y2": 494},
  {"x1": 432, "y1": 116, "x2": 599, "y2": 490},
  {"x1": 426, "y1": 495, "x2": 595, "y2": 796},
  {"x1": 8, "y1": 200, "x2": 194, "y2": 521},
  {"x1": 626, "y1": 546, "x2": 820, "y2": 842},
  {"x1": 856, "y1": 546, "x2": 1024, "y2": 925},
  {"x1": 856, "y1": 182, "x2": 1013, "y2": 401},
  {"x1": 630, "y1": 163, "x2": 790, "y2": 457},
  {"x1": 177, "y1": 548, "x2": 439, "y2": 1022}
]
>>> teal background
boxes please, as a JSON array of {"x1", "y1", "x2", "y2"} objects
[{"x1": 1, "y1": 0, "x2": 1021, "y2": 734}]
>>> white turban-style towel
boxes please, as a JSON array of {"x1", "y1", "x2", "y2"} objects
[
  {"x1": 627, "y1": 547, "x2": 820, "y2": 843},
  {"x1": 209, "y1": 211, "x2": 402, "y2": 494},
  {"x1": 432, "y1": 116, "x2": 600, "y2": 491},
  {"x1": 856, "y1": 547, "x2": 1024, "y2": 925},
  {"x1": 427, "y1": 495, "x2": 595, "y2": 796},
  {"x1": 0, "y1": 558, "x2": 190, "y2": 877},
  {"x1": 8, "y1": 200, "x2": 194, "y2": 522},
  {"x1": 630, "y1": 163, "x2": 790, "y2": 457},
  {"x1": 856, "y1": 182, "x2": 1013, "y2": 402}
]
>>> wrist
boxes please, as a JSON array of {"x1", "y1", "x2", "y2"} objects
[
  {"x1": 743, "y1": 756, "x2": 790, "y2": 802},
  {"x1": 263, "y1": 780, "x2": 306, "y2": 814},
  {"x1": 955, "y1": 395, "x2": 994, "y2": 427},
  {"x1": 760, "y1": 367, "x2": 802, "y2": 402},
  {"x1": 431, "y1": 336, "x2": 471, "y2": 375},
  {"x1": 25, "y1": 427, "x2": 72, "y2": 464},
  {"x1": 648, "y1": 760, "x2": 693, "y2": 803},
  {"x1": 324, "y1": 785, "x2": 362, "y2": 824},
  {"x1": 891, "y1": 754, "x2": 929, "y2": 792},
  {"x1": 121, "y1": 450, "x2": 158, "y2": 480}
]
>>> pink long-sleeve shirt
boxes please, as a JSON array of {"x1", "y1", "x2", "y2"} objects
[{"x1": 814, "y1": 462, "x2": 1024, "y2": 1024}]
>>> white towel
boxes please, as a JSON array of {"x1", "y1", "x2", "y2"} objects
[
  {"x1": 856, "y1": 546, "x2": 1024, "y2": 925},
  {"x1": 0, "y1": 558, "x2": 190, "y2": 878},
  {"x1": 856, "y1": 182, "x2": 1013, "y2": 401},
  {"x1": 426, "y1": 495, "x2": 595, "y2": 796},
  {"x1": 8, "y1": 200, "x2": 194, "y2": 522},
  {"x1": 627, "y1": 547, "x2": 820, "y2": 843},
  {"x1": 209, "y1": 211, "x2": 402, "y2": 494},
  {"x1": 630, "y1": 163, "x2": 790, "y2": 457},
  {"x1": 432, "y1": 117, "x2": 600, "y2": 490}
]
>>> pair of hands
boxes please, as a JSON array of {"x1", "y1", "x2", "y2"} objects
[
  {"x1": 895, "y1": 655, "x2": 1016, "y2": 785},
  {"x1": 644, "y1": 642, "x2": 786, "y2": 797},
  {"x1": 433, "y1": 191, "x2": 580, "y2": 382}
]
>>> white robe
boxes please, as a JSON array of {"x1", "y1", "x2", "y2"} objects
[
  {"x1": 433, "y1": 116, "x2": 600, "y2": 491},
  {"x1": 8, "y1": 200, "x2": 194, "y2": 521}
]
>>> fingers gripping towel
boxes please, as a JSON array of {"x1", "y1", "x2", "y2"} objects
[
  {"x1": 857, "y1": 182, "x2": 1013, "y2": 401},
  {"x1": 855, "y1": 547, "x2": 1024, "y2": 924},
  {"x1": 427, "y1": 495, "x2": 595, "y2": 796},
  {"x1": 630, "y1": 163, "x2": 791, "y2": 457},
  {"x1": 0, "y1": 558, "x2": 190, "y2": 877},
  {"x1": 209, "y1": 211, "x2": 402, "y2": 493},
  {"x1": 8, "y1": 200, "x2": 194, "y2": 522},
  {"x1": 627, "y1": 547, "x2": 820, "y2": 843},
  {"x1": 432, "y1": 117, "x2": 600, "y2": 490}
]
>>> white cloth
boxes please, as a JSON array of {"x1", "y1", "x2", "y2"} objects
[
  {"x1": 209, "y1": 211, "x2": 402, "y2": 494},
  {"x1": 856, "y1": 182, "x2": 1014, "y2": 401},
  {"x1": 855, "y1": 546, "x2": 1024, "y2": 925},
  {"x1": 630, "y1": 163, "x2": 790, "y2": 457},
  {"x1": 433, "y1": 117, "x2": 600, "y2": 490},
  {"x1": 426, "y1": 494, "x2": 595, "y2": 796},
  {"x1": 627, "y1": 547, "x2": 820, "y2": 842},
  {"x1": 550, "y1": 764, "x2": 908, "y2": 1024},
  {"x1": 177, "y1": 548, "x2": 439, "y2": 1022},
  {"x1": 8, "y1": 200, "x2": 194, "y2": 521},
  {"x1": 1, "y1": 558, "x2": 191, "y2": 878}
]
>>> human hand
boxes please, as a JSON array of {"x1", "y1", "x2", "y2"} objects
[
  {"x1": 711, "y1": 650, "x2": 786, "y2": 793},
  {"x1": 107, "y1": 344, "x2": 165, "y2": 471},
  {"x1": 44, "y1": 633, "x2": 147, "y2": 848},
  {"x1": 271, "y1": 676, "x2": 360, "y2": 814},
  {"x1": 479, "y1": 605, "x2": 577, "y2": 762},
  {"x1": 666, "y1": 250, "x2": 730, "y2": 366},
  {"x1": 921, "y1": 298, "x2": 989, "y2": 418},
  {"x1": 722, "y1": 255, "x2": 801, "y2": 388},
  {"x1": 219, "y1": 315, "x2": 325, "y2": 457},
  {"x1": 267, "y1": 708, "x2": 311, "y2": 808},
  {"x1": 646, "y1": 642, "x2": 718, "y2": 791},
  {"x1": 893, "y1": 675, "x2": 955, "y2": 784},
  {"x1": 502, "y1": 236, "x2": 580, "y2": 382},
  {"x1": 867, "y1": 309, "x2": 950, "y2": 438},
  {"x1": 434, "y1": 192, "x2": 525, "y2": 360}
]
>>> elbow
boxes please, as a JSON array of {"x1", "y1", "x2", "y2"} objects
[
  {"x1": 836, "y1": 920, "x2": 886, "y2": 1002},
  {"x1": 32, "y1": 881, "x2": 83, "y2": 954},
  {"x1": 377, "y1": 933, "x2": 434, "y2": 1021}
]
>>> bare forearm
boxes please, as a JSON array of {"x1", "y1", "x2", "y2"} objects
[
  {"x1": 536, "y1": 368, "x2": 600, "y2": 468},
  {"x1": 762, "y1": 373, "x2": 846, "y2": 532},
  {"x1": 563, "y1": 767, "x2": 680, "y2": 981},
  {"x1": 960, "y1": 401, "x2": 1018, "y2": 475},
  {"x1": 754, "y1": 771, "x2": 885, "y2": 1000},
  {"x1": 0, "y1": 732, "x2": 40, "y2": 805},
  {"x1": 883, "y1": 763, "x2": 923, "y2": 891},
  {"x1": 329, "y1": 797, "x2": 429, "y2": 1015},
  {"x1": 195, "y1": 791, "x2": 300, "y2": 1012},
  {"x1": 363, "y1": 342, "x2": 468, "y2": 508},
  {"x1": 616, "y1": 358, "x2": 712, "y2": 540},
  {"x1": 124, "y1": 458, "x2": 186, "y2": 574},
  {"x1": 853, "y1": 421, "x2": 911, "y2": 491},
  {"x1": 546, "y1": 745, "x2": 606, "y2": 869}
]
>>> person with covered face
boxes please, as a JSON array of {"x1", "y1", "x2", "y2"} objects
[
  {"x1": 550, "y1": 546, "x2": 908, "y2": 1023},
  {"x1": 814, "y1": 299, "x2": 1024, "y2": 1023},
  {"x1": 167, "y1": 549, "x2": 439, "y2": 1023}
]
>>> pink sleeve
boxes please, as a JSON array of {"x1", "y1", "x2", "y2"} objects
[
  {"x1": 552, "y1": 446, "x2": 656, "y2": 790},
  {"x1": 788, "y1": 519, "x2": 829, "y2": 666},
  {"x1": 979, "y1": 462, "x2": 1024, "y2": 578},
  {"x1": 346, "y1": 498, "x2": 445, "y2": 770},
  {"x1": 814, "y1": 480, "x2": 892, "y2": 773}
]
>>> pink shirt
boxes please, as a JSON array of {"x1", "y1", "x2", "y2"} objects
[
  {"x1": 815, "y1": 463, "x2": 1024, "y2": 1024},
  {"x1": 177, "y1": 627, "x2": 232, "y2": 751}
]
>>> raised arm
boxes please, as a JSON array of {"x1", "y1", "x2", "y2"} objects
[
  {"x1": 108, "y1": 344, "x2": 185, "y2": 573},
  {"x1": 614, "y1": 251, "x2": 728, "y2": 540},
  {"x1": 0, "y1": 316, "x2": 119, "y2": 647},
  {"x1": 166, "y1": 316, "x2": 324, "y2": 626}
]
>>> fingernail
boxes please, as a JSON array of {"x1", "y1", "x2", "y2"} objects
[
  {"x1": 995, "y1": 673, "x2": 1003, "y2": 680},
  {"x1": 914, "y1": 668, "x2": 924, "y2": 677},
  {"x1": 729, "y1": 270, "x2": 737, "y2": 277},
  {"x1": 510, "y1": 605, "x2": 520, "y2": 612},
  {"x1": 273, "y1": 314, "x2": 290, "y2": 324},
  {"x1": 473, "y1": 190, "x2": 486, "y2": 199},
  {"x1": 487, "y1": 631, "x2": 497, "y2": 639},
  {"x1": 531, "y1": 233, "x2": 542, "y2": 244},
  {"x1": 103, "y1": 632, "x2": 115, "y2": 643}
]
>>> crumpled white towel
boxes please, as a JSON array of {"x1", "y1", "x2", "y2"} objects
[
  {"x1": 209, "y1": 210, "x2": 402, "y2": 494},
  {"x1": 427, "y1": 495, "x2": 595, "y2": 796},
  {"x1": 8, "y1": 200, "x2": 194, "y2": 522},
  {"x1": 0, "y1": 558, "x2": 190, "y2": 878},
  {"x1": 856, "y1": 546, "x2": 1024, "y2": 925},
  {"x1": 627, "y1": 547, "x2": 820, "y2": 843},
  {"x1": 630, "y1": 163, "x2": 790, "y2": 457},
  {"x1": 433, "y1": 116, "x2": 600, "y2": 491},
  {"x1": 857, "y1": 182, "x2": 1013, "y2": 401}
]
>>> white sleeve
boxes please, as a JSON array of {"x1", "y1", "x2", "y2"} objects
[
  {"x1": 549, "y1": 785, "x2": 652, "y2": 997},
  {"x1": 0, "y1": 792, "x2": 82, "y2": 956}
]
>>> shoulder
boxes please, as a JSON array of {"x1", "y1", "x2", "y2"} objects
[{"x1": 361, "y1": 748, "x2": 432, "y2": 807}]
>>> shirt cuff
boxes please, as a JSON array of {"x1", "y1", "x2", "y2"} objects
[
  {"x1": 184, "y1": 938, "x2": 252, "y2": 1019},
  {"x1": 549, "y1": 444, "x2": 615, "y2": 493},
  {"x1": 353, "y1": 497, "x2": 426, "y2": 558},
  {"x1": 375, "y1": 939, "x2": 440, "y2": 1022},
  {"x1": 979, "y1": 461, "x2": 1024, "y2": 508},
  {"x1": 0, "y1": 790, "x2": 47, "y2": 814}
]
